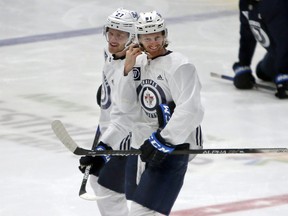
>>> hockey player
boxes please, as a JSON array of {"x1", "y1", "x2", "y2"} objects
[
  {"x1": 233, "y1": 0, "x2": 288, "y2": 99},
  {"x1": 78, "y1": 8, "x2": 138, "y2": 216},
  {"x1": 117, "y1": 11, "x2": 204, "y2": 215}
]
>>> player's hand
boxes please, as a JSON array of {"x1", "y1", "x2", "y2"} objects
[
  {"x1": 78, "y1": 142, "x2": 112, "y2": 176},
  {"x1": 233, "y1": 62, "x2": 255, "y2": 89},
  {"x1": 275, "y1": 73, "x2": 288, "y2": 99},
  {"x1": 140, "y1": 131, "x2": 175, "y2": 167},
  {"x1": 124, "y1": 44, "x2": 142, "y2": 75}
]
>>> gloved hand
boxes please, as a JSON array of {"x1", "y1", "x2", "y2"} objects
[
  {"x1": 79, "y1": 142, "x2": 112, "y2": 176},
  {"x1": 140, "y1": 131, "x2": 175, "y2": 167},
  {"x1": 233, "y1": 62, "x2": 255, "y2": 89},
  {"x1": 156, "y1": 101, "x2": 175, "y2": 129},
  {"x1": 275, "y1": 73, "x2": 288, "y2": 99}
]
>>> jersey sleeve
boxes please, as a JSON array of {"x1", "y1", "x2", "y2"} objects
[
  {"x1": 115, "y1": 54, "x2": 148, "y2": 114},
  {"x1": 160, "y1": 63, "x2": 204, "y2": 145},
  {"x1": 99, "y1": 65, "x2": 138, "y2": 149},
  {"x1": 99, "y1": 104, "x2": 134, "y2": 149},
  {"x1": 116, "y1": 71, "x2": 138, "y2": 113}
]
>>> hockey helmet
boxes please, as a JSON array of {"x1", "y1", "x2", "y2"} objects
[
  {"x1": 104, "y1": 8, "x2": 139, "y2": 46},
  {"x1": 135, "y1": 11, "x2": 167, "y2": 35}
]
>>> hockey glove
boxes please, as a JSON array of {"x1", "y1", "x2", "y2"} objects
[
  {"x1": 233, "y1": 62, "x2": 255, "y2": 89},
  {"x1": 79, "y1": 142, "x2": 112, "y2": 176},
  {"x1": 140, "y1": 131, "x2": 175, "y2": 167},
  {"x1": 275, "y1": 74, "x2": 288, "y2": 99},
  {"x1": 156, "y1": 101, "x2": 175, "y2": 129}
]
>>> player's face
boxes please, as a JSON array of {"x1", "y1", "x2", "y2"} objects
[
  {"x1": 138, "y1": 32, "x2": 165, "y2": 58},
  {"x1": 106, "y1": 28, "x2": 129, "y2": 54}
]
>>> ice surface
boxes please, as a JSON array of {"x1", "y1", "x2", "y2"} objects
[{"x1": 1, "y1": 0, "x2": 287, "y2": 215}]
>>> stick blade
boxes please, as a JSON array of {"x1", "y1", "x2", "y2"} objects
[
  {"x1": 51, "y1": 120, "x2": 78, "y2": 153},
  {"x1": 210, "y1": 72, "x2": 221, "y2": 78},
  {"x1": 79, "y1": 193, "x2": 111, "y2": 201}
]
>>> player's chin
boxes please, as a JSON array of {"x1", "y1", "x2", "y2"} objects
[
  {"x1": 108, "y1": 45, "x2": 121, "y2": 54},
  {"x1": 146, "y1": 47, "x2": 162, "y2": 56}
]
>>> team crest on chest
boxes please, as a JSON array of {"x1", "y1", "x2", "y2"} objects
[{"x1": 136, "y1": 79, "x2": 167, "y2": 118}]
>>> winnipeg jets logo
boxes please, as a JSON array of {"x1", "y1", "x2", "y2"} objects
[
  {"x1": 136, "y1": 79, "x2": 166, "y2": 118},
  {"x1": 144, "y1": 89, "x2": 155, "y2": 107},
  {"x1": 132, "y1": 67, "x2": 141, "y2": 80},
  {"x1": 249, "y1": 21, "x2": 270, "y2": 48},
  {"x1": 101, "y1": 74, "x2": 112, "y2": 109},
  {"x1": 242, "y1": 11, "x2": 270, "y2": 48}
]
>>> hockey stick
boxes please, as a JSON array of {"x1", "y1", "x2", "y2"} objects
[
  {"x1": 210, "y1": 72, "x2": 276, "y2": 91},
  {"x1": 51, "y1": 120, "x2": 288, "y2": 155},
  {"x1": 78, "y1": 126, "x2": 110, "y2": 201},
  {"x1": 78, "y1": 126, "x2": 100, "y2": 200}
]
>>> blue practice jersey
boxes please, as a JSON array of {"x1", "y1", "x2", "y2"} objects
[{"x1": 238, "y1": 0, "x2": 288, "y2": 75}]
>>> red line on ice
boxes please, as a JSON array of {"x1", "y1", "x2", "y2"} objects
[{"x1": 171, "y1": 194, "x2": 288, "y2": 216}]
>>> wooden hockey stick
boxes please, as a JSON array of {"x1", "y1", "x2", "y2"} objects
[
  {"x1": 52, "y1": 120, "x2": 288, "y2": 155},
  {"x1": 210, "y1": 72, "x2": 276, "y2": 91}
]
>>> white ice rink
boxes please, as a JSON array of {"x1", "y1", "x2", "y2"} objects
[{"x1": 1, "y1": 0, "x2": 288, "y2": 215}]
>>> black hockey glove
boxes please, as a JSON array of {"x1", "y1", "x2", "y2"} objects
[
  {"x1": 96, "y1": 84, "x2": 102, "y2": 107},
  {"x1": 78, "y1": 142, "x2": 112, "y2": 176},
  {"x1": 233, "y1": 62, "x2": 255, "y2": 89},
  {"x1": 156, "y1": 101, "x2": 175, "y2": 129},
  {"x1": 275, "y1": 74, "x2": 288, "y2": 99},
  {"x1": 140, "y1": 131, "x2": 175, "y2": 167}
]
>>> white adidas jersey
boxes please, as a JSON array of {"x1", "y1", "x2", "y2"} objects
[{"x1": 116, "y1": 51, "x2": 204, "y2": 150}]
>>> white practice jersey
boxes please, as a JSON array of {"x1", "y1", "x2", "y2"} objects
[
  {"x1": 116, "y1": 51, "x2": 204, "y2": 149},
  {"x1": 98, "y1": 49, "x2": 114, "y2": 134},
  {"x1": 98, "y1": 48, "x2": 133, "y2": 150}
]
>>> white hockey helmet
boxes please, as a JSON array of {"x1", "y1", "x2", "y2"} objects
[
  {"x1": 135, "y1": 11, "x2": 167, "y2": 35},
  {"x1": 104, "y1": 8, "x2": 139, "y2": 46}
]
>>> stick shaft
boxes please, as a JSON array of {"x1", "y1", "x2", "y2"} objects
[
  {"x1": 79, "y1": 125, "x2": 100, "y2": 197},
  {"x1": 52, "y1": 120, "x2": 288, "y2": 156},
  {"x1": 74, "y1": 147, "x2": 288, "y2": 156},
  {"x1": 210, "y1": 72, "x2": 276, "y2": 91}
]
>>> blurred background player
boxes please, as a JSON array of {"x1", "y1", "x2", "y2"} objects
[
  {"x1": 78, "y1": 8, "x2": 138, "y2": 216},
  {"x1": 232, "y1": 0, "x2": 288, "y2": 99},
  {"x1": 118, "y1": 11, "x2": 204, "y2": 215}
]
